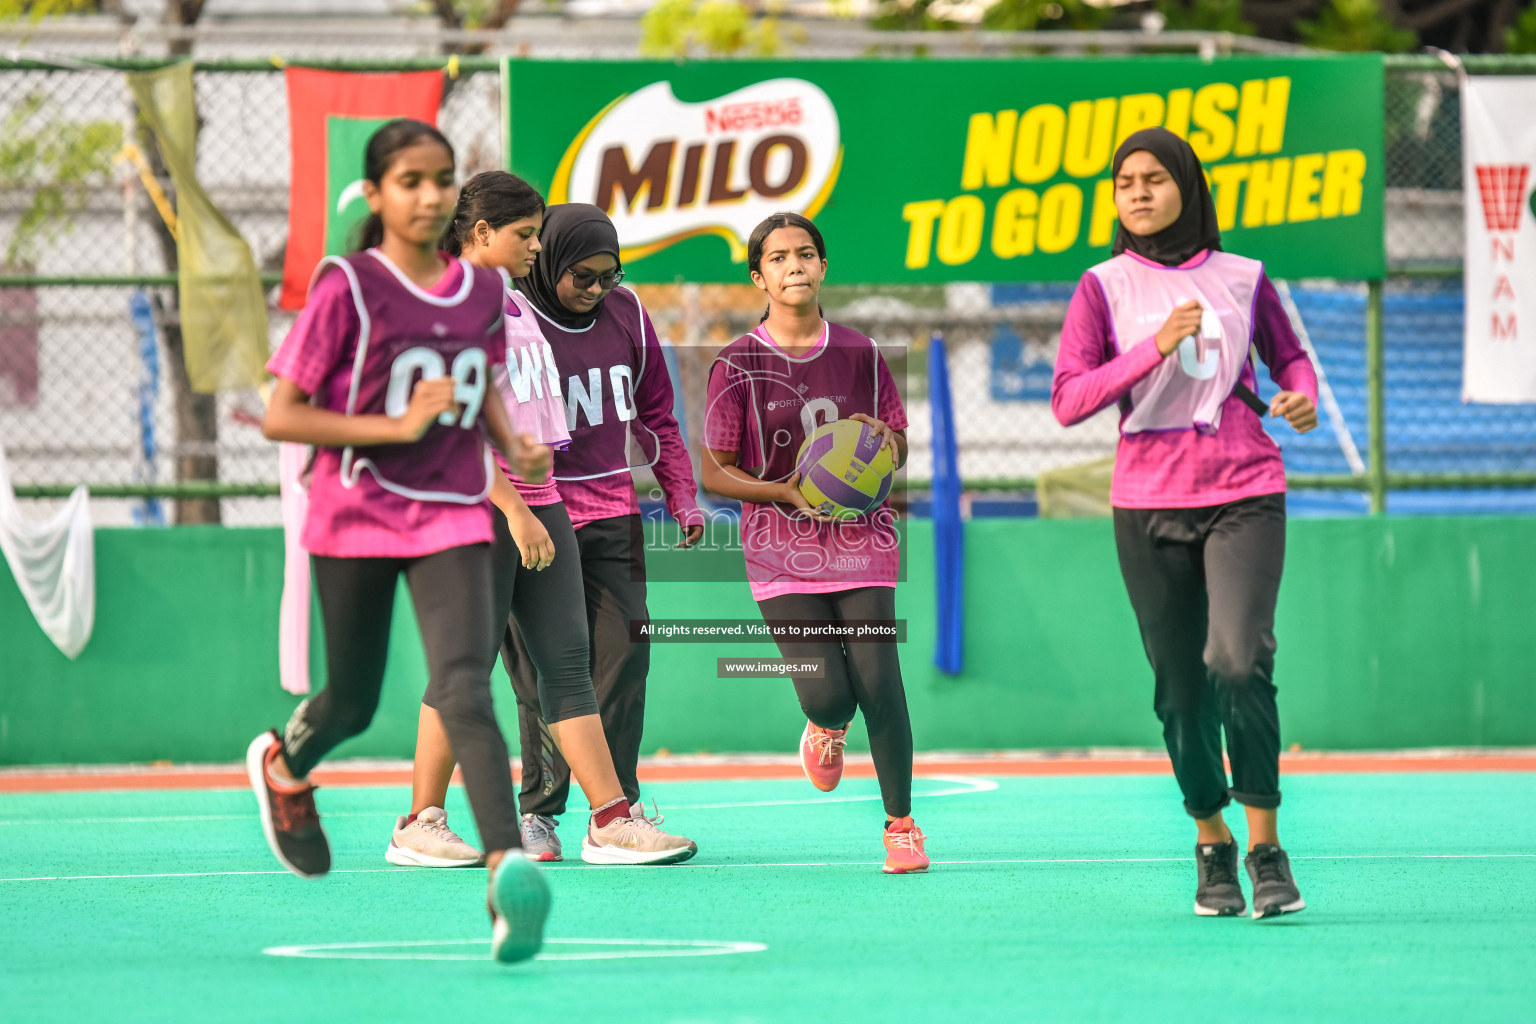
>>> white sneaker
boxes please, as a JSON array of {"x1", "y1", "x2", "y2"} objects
[
  {"x1": 384, "y1": 807, "x2": 484, "y2": 867},
  {"x1": 520, "y1": 813, "x2": 563, "y2": 862},
  {"x1": 581, "y1": 805, "x2": 697, "y2": 866},
  {"x1": 630, "y1": 796, "x2": 665, "y2": 826}
]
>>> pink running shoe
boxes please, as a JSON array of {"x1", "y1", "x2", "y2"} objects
[
  {"x1": 799, "y1": 721, "x2": 848, "y2": 792},
  {"x1": 882, "y1": 817, "x2": 930, "y2": 874}
]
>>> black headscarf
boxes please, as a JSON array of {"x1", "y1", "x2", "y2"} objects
[
  {"x1": 1110, "y1": 127, "x2": 1222, "y2": 267},
  {"x1": 517, "y1": 203, "x2": 621, "y2": 330}
]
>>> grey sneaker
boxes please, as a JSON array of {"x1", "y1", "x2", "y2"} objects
[
  {"x1": 384, "y1": 806, "x2": 484, "y2": 868},
  {"x1": 1194, "y1": 840, "x2": 1246, "y2": 917},
  {"x1": 582, "y1": 807, "x2": 698, "y2": 865},
  {"x1": 1246, "y1": 844, "x2": 1306, "y2": 919},
  {"x1": 520, "y1": 813, "x2": 563, "y2": 863}
]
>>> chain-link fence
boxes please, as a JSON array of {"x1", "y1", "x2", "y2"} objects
[{"x1": 1, "y1": 54, "x2": 1533, "y2": 524}]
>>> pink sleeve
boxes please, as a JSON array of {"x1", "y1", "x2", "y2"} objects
[
  {"x1": 1252, "y1": 276, "x2": 1319, "y2": 405},
  {"x1": 703, "y1": 358, "x2": 746, "y2": 453},
  {"x1": 635, "y1": 306, "x2": 704, "y2": 528},
  {"x1": 1050, "y1": 272, "x2": 1164, "y2": 427},
  {"x1": 266, "y1": 269, "x2": 357, "y2": 395},
  {"x1": 877, "y1": 351, "x2": 908, "y2": 430}
]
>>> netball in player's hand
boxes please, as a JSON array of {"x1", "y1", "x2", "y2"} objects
[
  {"x1": 1155, "y1": 300, "x2": 1205, "y2": 357},
  {"x1": 1269, "y1": 391, "x2": 1318, "y2": 433},
  {"x1": 396, "y1": 376, "x2": 461, "y2": 441},
  {"x1": 848, "y1": 412, "x2": 904, "y2": 464},
  {"x1": 777, "y1": 470, "x2": 836, "y2": 522}
]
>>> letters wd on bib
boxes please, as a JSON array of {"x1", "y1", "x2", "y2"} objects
[
  {"x1": 504, "y1": 56, "x2": 1384, "y2": 283},
  {"x1": 1461, "y1": 76, "x2": 1536, "y2": 404}
]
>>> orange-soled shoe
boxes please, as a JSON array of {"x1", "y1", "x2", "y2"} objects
[
  {"x1": 799, "y1": 721, "x2": 848, "y2": 792},
  {"x1": 882, "y1": 817, "x2": 929, "y2": 874}
]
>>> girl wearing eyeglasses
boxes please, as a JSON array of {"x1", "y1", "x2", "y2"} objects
[{"x1": 502, "y1": 204, "x2": 705, "y2": 861}]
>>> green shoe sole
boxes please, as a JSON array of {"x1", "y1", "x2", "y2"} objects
[{"x1": 490, "y1": 855, "x2": 551, "y2": 964}]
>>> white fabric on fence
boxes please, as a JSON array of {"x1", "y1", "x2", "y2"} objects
[
  {"x1": 0, "y1": 442, "x2": 95, "y2": 658},
  {"x1": 278, "y1": 441, "x2": 311, "y2": 695},
  {"x1": 1461, "y1": 76, "x2": 1536, "y2": 403}
]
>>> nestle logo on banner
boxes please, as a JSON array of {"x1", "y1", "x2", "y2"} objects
[
  {"x1": 706, "y1": 99, "x2": 803, "y2": 133},
  {"x1": 550, "y1": 80, "x2": 842, "y2": 263}
]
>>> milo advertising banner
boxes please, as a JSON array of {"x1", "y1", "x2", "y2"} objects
[{"x1": 503, "y1": 56, "x2": 1384, "y2": 283}]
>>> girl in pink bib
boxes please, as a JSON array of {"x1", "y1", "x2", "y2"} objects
[
  {"x1": 702, "y1": 212, "x2": 926, "y2": 876},
  {"x1": 1052, "y1": 128, "x2": 1318, "y2": 920},
  {"x1": 248, "y1": 120, "x2": 550, "y2": 961}
]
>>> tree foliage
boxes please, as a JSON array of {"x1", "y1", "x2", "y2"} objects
[
  {"x1": 1298, "y1": 0, "x2": 1417, "y2": 51},
  {"x1": 1507, "y1": 1, "x2": 1536, "y2": 53},
  {"x1": 640, "y1": 0, "x2": 786, "y2": 57},
  {"x1": 980, "y1": 0, "x2": 1112, "y2": 31},
  {"x1": 0, "y1": 0, "x2": 93, "y2": 18},
  {"x1": 0, "y1": 94, "x2": 122, "y2": 264},
  {"x1": 1155, "y1": 0, "x2": 1254, "y2": 34}
]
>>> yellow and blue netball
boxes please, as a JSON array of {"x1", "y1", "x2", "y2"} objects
[{"x1": 795, "y1": 419, "x2": 894, "y2": 518}]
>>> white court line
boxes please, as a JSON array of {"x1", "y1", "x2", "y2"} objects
[
  {"x1": 263, "y1": 937, "x2": 767, "y2": 962},
  {"x1": 4, "y1": 853, "x2": 1531, "y2": 883},
  {"x1": 664, "y1": 773, "x2": 998, "y2": 810},
  {"x1": 0, "y1": 775, "x2": 1001, "y2": 827}
]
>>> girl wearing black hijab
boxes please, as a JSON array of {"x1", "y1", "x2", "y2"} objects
[
  {"x1": 1051, "y1": 128, "x2": 1320, "y2": 919},
  {"x1": 503, "y1": 205, "x2": 707, "y2": 861}
]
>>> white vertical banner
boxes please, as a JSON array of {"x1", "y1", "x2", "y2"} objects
[{"x1": 1462, "y1": 77, "x2": 1536, "y2": 403}]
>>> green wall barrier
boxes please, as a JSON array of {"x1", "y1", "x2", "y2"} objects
[{"x1": 2, "y1": 516, "x2": 1532, "y2": 766}]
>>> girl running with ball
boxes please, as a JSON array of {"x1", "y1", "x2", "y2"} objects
[
  {"x1": 1051, "y1": 127, "x2": 1318, "y2": 919},
  {"x1": 396, "y1": 180, "x2": 697, "y2": 868},
  {"x1": 701, "y1": 212, "x2": 927, "y2": 874},
  {"x1": 249, "y1": 120, "x2": 550, "y2": 961}
]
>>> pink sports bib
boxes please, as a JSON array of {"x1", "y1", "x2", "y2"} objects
[
  {"x1": 495, "y1": 287, "x2": 571, "y2": 450},
  {"x1": 1089, "y1": 251, "x2": 1263, "y2": 435}
]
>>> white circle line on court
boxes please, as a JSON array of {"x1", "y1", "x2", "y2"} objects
[
  {"x1": 663, "y1": 773, "x2": 999, "y2": 810},
  {"x1": 0, "y1": 774, "x2": 1001, "y2": 827},
  {"x1": 3, "y1": 852, "x2": 1532, "y2": 883},
  {"x1": 261, "y1": 937, "x2": 769, "y2": 962}
]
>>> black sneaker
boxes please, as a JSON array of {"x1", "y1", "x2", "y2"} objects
[
  {"x1": 246, "y1": 730, "x2": 331, "y2": 879},
  {"x1": 1194, "y1": 840, "x2": 1246, "y2": 917},
  {"x1": 1245, "y1": 843, "x2": 1306, "y2": 919}
]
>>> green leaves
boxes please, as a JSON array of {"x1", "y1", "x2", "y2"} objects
[
  {"x1": 1507, "y1": 1, "x2": 1536, "y2": 54},
  {"x1": 1155, "y1": 0, "x2": 1254, "y2": 35},
  {"x1": 640, "y1": 0, "x2": 787, "y2": 57},
  {"x1": 1298, "y1": 0, "x2": 1417, "y2": 53},
  {"x1": 0, "y1": 93, "x2": 123, "y2": 263}
]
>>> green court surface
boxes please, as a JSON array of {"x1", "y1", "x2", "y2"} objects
[{"x1": 5, "y1": 771, "x2": 1533, "y2": 1023}]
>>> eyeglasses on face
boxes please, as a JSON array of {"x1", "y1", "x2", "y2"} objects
[{"x1": 566, "y1": 266, "x2": 624, "y2": 291}]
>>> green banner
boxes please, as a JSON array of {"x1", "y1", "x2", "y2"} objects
[{"x1": 504, "y1": 56, "x2": 1384, "y2": 284}]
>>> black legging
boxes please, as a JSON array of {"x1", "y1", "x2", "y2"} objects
[
  {"x1": 281, "y1": 543, "x2": 521, "y2": 852},
  {"x1": 1113, "y1": 493, "x2": 1286, "y2": 820},
  {"x1": 507, "y1": 514, "x2": 649, "y2": 815},
  {"x1": 757, "y1": 586, "x2": 913, "y2": 819},
  {"x1": 422, "y1": 503, "x2": 597, "y2": 725}
]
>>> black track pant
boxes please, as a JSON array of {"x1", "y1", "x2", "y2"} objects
[
  {"x1": 508, "y1": 514, "x2": 648, "y2": 816},
  {"x1": 281, "y1": 544, "x2": 521, "y2": 852},
  {"x1": 424, "y1": 503, "x2": 598, "y2": 724},
  {"x1": 758, "y1": 586, "x2": 913, "y2": 819},
  {"x1": 1113, "y1": 493, "x2": 1286, "y2": 820}
]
